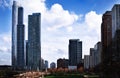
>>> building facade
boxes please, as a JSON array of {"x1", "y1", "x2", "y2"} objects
[
  {"x1": 28, "y1": 13, "x2": 41, "y2": 70},
  {"x1": 17, "y1": 7, "x2": 25, "y2": 69},
  {"x1": 69, "y1": 39, "x2": 82, "y2": 66}
]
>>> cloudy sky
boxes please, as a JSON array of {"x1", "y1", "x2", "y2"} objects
[{"x1": 0, "y1": 0, "x2": 119, "y2": 65}]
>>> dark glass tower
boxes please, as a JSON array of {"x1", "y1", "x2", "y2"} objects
[
  {"x1": 28, "y1": 13, "x2": 41, "y2": 71},
  {"x1": 17, "y1": 7, "x2": 25, "y2": 69},
  {"x1": 69, "y1": 39, "x2": 82, "y2": 66},
  {"x1": 12, "y1": 1, "x2": 18, "y2": 68}
]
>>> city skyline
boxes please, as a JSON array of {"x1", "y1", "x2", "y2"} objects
[{"x1": 0, "y1": 0, "x2": 120, "y2": 65}]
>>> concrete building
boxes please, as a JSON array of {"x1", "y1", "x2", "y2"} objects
[
  {"x1": 69, "y1": 39, "x2": 82, "y2": 66},
  {"x1": 17, "y1": 7, "x2": 25, "y2": 69},
  {"x1": 12, "y1": 0, "x2": 18, "y2": 69},
  {"x1": 28, "y1": 13, "x2": 41, "y2": 71},
  {"x1": 50, "y1": 62, "x2": 56, "y2": 69},
  {"x1": 57, "y1": 58, "x2": 69, "y2": 68}
]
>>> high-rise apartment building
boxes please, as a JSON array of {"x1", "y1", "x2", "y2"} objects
[
  {"x1": 28, "y1": 13, "x2": 41, "y2": 70},
  {"x1": 17, "y1": 7, "x2": 25, "y2": 69},
  {"x1": 12, "y1": 1, "x2": 18, "y2": 68},
  {"x1": 69, "y1": 39, "x2": 82, "y2": 66}
]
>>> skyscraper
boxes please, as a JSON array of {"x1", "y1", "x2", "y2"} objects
[
  {"x1": 84, "y1": 55, "x2": 90, "y2": 69},
  {"x1": 69, "y1": 39, "x2": 82, "y2": 66},
  {"x1": 26, "y1": 40, "x2": 28, "y2": 68},
  {"x1": 45, "y1": 60, "x2": 48, "y2": 69},
  {"x1": 101, "y1": 11, "x2": 112, "y2": 69},
  {"x1": 112, "y1": 4, "x2": 120, "y2": 38},
  {"x1": 17, "y1": 7, "x2": 25, "y2": 69},
  {"x1": 12, "y1": 1, "x2": 18, "y2": 68},
  {"x1": 28, "y1": 13, "x2": 41, "y2": 70}
]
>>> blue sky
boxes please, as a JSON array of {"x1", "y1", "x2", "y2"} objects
[
  {"x1": 0, "y1": 0, "x2": 119, "y2": 65},
  {"x1": 46, "y1": 0, "x2": 118, "y2": 14}
]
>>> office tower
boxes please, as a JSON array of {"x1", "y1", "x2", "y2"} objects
[
  {"x1": 50, "y1": 62, "x2": 56, "y2": 69},
  {"x1": 94, "y1": 42, "x2": 102, "y2": 65},
  {"x1": 12, "y1": 1, "x2": 18, "y2": 68},
  {"x1": 84, "y1": 55, "x2": 90, "y2": 69},
  {"x1": 112, "y1": 4, "x2": 120, "y2": 38},
  {"x1": 89, "y1": 48, "x2": 96, "y2": 68},
  {"x1": 112, "y1": 4, "x2": 120, "y2": 61},
  {"x1": 101, "y1": 11, "x2": 112, "y2": 69},
  {"x1": 57, "y1": 58, "x2": 69, "y2": 68},
  {"x1": 69, "y1": 39, "x2": 82, "y2": 66},
  {"x1": 17, "y1": 7, "x2": 25, "y2": 69},
  {"x1": 45, "y1": 60, "x2": 48, "y2": 69},
  {"x1": 26, "y1": 40, "x2": 28, "y2": 68},
  {"x1": 28, "y1": 13, "x2": 41, "y2": 70}
]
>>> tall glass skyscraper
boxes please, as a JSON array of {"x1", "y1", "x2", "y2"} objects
[
  {"x1": 69, "y1": 39, "x2": 82, "y2": 66},
  {"x1": 12, "y1": 1, "x2": 18, "y2": 68},
  {"x1": 17, "y1": 7, "x2": 25, "y2": 69},
  {"x1": 28, "y1": 13, "x2": 41, "y2": 70}
]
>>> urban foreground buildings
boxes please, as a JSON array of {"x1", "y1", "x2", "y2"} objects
[
  {"x1": 28, "y1": 13, "x2": 41, "y2": 71},
  {"x1": 83, "y1": 4, "x2": 120, "y2": 77},
  {"x1": 69, "y1": 39, "x2": 82, "y2": 66},
  {"x1": 101, "y1": 4, "x2": 120, "y2": 76}
]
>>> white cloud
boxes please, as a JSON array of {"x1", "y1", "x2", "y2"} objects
[
  {"x1": 44, "y1": 4, "x2": 78, "y2": 31},
  {"x1": 0, "y1": 0, "x2": 11, "y2": 8},
  {"x1": 0, "y1": 0, "x2": 102, "y2": 65},
  {"x1": 0, "y1": 33, "x2": 11, "y2": 53},
  {"x1": 85, "y1": 11, "x2": 102, "y2": 35},
  {"x1": 0, "y1": 33, "x2": 11, "y2": 65}
]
